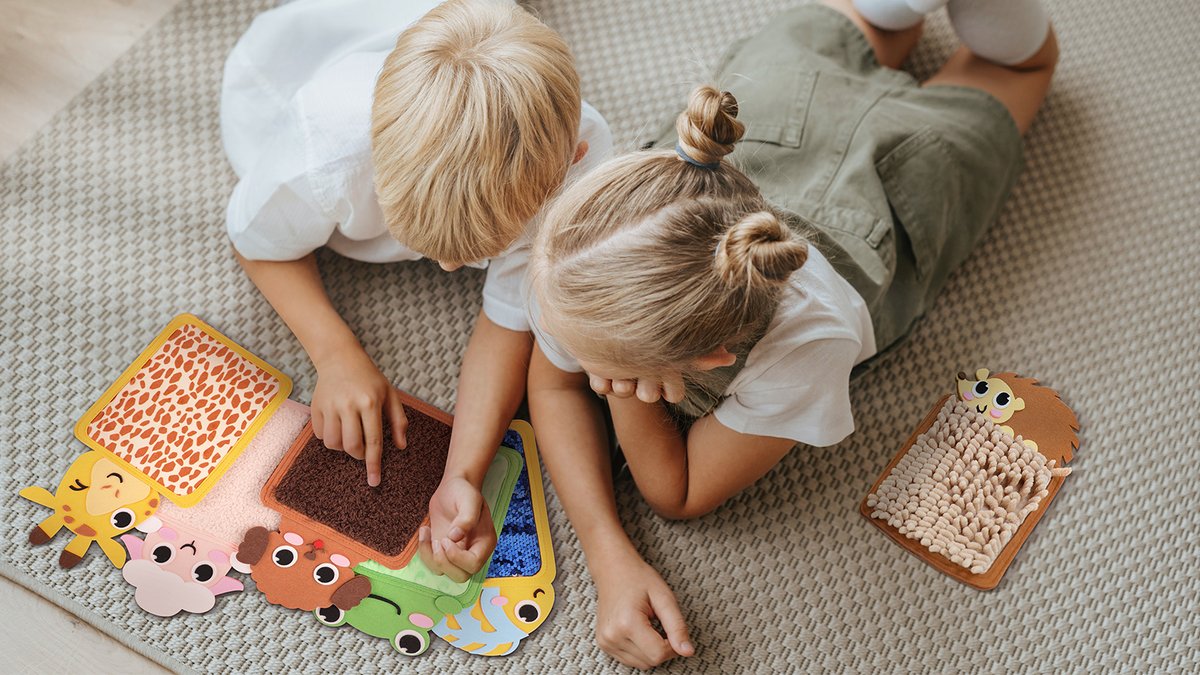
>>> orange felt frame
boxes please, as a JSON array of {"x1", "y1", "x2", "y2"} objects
[
  {"x1": 74, "y1": 313, "x2": 292, "y2": 507},
  {"x1": 860, "y1": 394, "x2": 1074, "y2": 590},
  {"x1": 260, "y1": 390, "x2": 454, "y2": 569}
]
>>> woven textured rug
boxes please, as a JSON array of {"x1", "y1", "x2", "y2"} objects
[{"x1": 2, "y1": 0, "x2": 1197, "y2": 672}]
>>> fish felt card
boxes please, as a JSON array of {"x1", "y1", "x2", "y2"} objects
[
  {"x1": 435, "y1": 421, "x2": 557, "y2": 656},
  {"x1": 74, "y1": 314, "x2": 292, "y2": 507},
  {"x1": 316, "y1": 443, "x2": 523, "y2": 656},
  {"x1": 861, "y1": 369, "x2": 1080, "y2": 590},
  {"x1": 260, "y1": 392, "x2": 457, "y2": 569}
]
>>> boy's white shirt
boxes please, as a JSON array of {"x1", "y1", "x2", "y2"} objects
[
  {"x1": 529, "y1": 246, "x2": 878, "y2": 447},
  {"x1": 220, "y1": 0, "x2": 613, "y2": 332}
]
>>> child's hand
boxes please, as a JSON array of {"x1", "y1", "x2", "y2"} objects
[
  {"x1": 418, "y1": 476, "x2": 497, "y2": 582},
  {"x1": 311, "y1": 347, "x2": 408, "y2": 487},
  {"x1": 593, "y1": 552, "x2": 694, "y2": 669},
  {"x1": 587, "y1": 372, "x2": 686, "y2": 404}
]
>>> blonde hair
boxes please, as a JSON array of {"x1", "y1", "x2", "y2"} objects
[
  {"x1": 532, "y1": 85, "x2": 810, "y2": 389},
  {"x1": 372, "y1": 0, "x2": 581, "y2": 265}
]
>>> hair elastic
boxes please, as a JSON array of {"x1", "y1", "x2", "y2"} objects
[{"x1": 675, "y1": 142, "x2": 721, "y2": 170}]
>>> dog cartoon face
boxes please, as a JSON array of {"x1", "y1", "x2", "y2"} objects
[
  {"x1": 120, "y1": 523, "x2": 246, "y2": 617},
  {"x1": 236, "y1": 526, "x2": 370, "y2": 612}
]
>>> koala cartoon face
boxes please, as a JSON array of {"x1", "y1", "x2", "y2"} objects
[{"x1": 236, "y1": 526, "x2": 370, "y2": 612}]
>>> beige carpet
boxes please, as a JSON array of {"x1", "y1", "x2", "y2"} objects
[{"x1": 2, "y1": 0, "x2": 1196, "y2": 672}]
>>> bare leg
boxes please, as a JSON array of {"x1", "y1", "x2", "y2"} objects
[
  {"x1": 822, "y1": 0, "x2": 924, "y2": 70},
  {"x1": 924, "y1": 27, "x2": 1059, "y2": 134}
]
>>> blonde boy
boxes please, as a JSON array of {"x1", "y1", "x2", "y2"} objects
[{"x1": 222, "y1": 0, "x2": 611, "y2": 579}]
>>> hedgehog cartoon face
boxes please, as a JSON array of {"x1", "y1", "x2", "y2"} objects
[
  {"x1": 957, "y1": 369, "x2": 1026, "y2": 425},
  {"x1": 236, "y1": 526, "x2": 370, "y2": 612}
]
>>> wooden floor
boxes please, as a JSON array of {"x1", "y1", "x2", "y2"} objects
[
  {"x1": 1, "y1": 1, "x2": 183, "y2": 671},
  {"x1": 0, "y1": 0, "x2": 183, "y2": 161}
]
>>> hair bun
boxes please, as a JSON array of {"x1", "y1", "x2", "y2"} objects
[
  {"x1": 675, "y1": 85, "x2": 744, "y2": 166},
  {"x1": 716, "y1": 211, "x2": 808, "y2": 287}
]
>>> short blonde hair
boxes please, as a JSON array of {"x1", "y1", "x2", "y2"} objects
[
  {"x1": 532, "y1": 86, "x2": 809, "y2": 380},
  {"x1": 372, "y1": 0, "x2": 581, "y2": 265}
]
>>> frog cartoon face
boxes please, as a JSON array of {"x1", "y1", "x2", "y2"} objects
[
  {"x1": 315, "y1": 571, "x2": 441, "y2": 656},
  {"x1": 957, "y1": 368, "x2": 1026, "y2": 425}
]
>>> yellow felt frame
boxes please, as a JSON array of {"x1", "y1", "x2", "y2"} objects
[
  {"x1": 499, "y1": 420, "x2": 556, "y2": 585},
  {"x1": 73, "y1": 313, "x2": 292, "y2": 507}
]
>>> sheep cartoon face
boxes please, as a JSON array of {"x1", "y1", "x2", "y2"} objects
[
  {"x1": 236, "y1": 526, "x2": 371, "y2": 612},
  {"x1": 120, "y1": 522, "x2": 247, "y2": 616}
]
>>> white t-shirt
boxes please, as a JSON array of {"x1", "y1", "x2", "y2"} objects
[
  {"x1": 219, "y1": 0, "x2": 613, "y2": 332},
  {"x1": 530, "y1": 247, "x2": 877, "y2": 447}
]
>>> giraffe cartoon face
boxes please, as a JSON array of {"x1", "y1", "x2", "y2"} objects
[
  {"x1": 957, "y1": 368, "x2": 1026, "y2": 425},
  {"x1": 78, "y1": 455, "x2": 155, "y2": 533},
  {"x1": 20, "y1": 450, "x2": 162, "y2": 568}
]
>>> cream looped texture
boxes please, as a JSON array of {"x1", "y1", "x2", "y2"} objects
[{"x1": 867, "y1": 399, "x2": 1070, "y2": 574}]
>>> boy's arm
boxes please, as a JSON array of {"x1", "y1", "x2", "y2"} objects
[
  {"x1": 234, "y1": 249, "x2": 408, "y2": 485},
  {"x1": 605, "y1": 396, "x2": 795, "y2": 520},
  {"x1": 527, "y1": 347, "x2": 693, "y2": 669},
  {"x1": 421, "y1": 311, "x2": 532, "y2": 581}
]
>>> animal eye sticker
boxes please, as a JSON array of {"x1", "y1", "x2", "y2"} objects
[
  {"x1": 862, "y1": 370, "x2": 1080, "y2": 590},
  {"x1": 75, "y1": 314, "x2": 292, "y2": 507}
]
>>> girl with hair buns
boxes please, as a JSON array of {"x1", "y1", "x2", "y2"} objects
[{"x1": 525, "y1": 0, "x2": 1056, "y2": 668}]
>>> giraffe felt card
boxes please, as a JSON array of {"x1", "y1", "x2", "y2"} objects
[{"x1": 75, "y1": 314, "x2": 292, "y2": 507}]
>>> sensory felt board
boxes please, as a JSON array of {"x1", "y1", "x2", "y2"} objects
[
  {"x1": 157, "y1": 399, "x2": 311, "y2": 548},
  {"x1": 861, "y1": 370, "x2": 1079, "y2": 590},
  {"x1": 74, "y1": 314, "x2": 292, "y2": 507},
  {"x1": 331, "y1": 444, "x2": 523, "y2": 653},
  {"x1": 353, "y1": 442, "x2": 522, "y2": 614},
  {"x1": 262, "y1": 391, "x2": 456, "y2": 568}
]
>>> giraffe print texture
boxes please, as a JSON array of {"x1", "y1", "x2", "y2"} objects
[{"x1": 83, "y1": 321, "x2": 282, "y2": 497}]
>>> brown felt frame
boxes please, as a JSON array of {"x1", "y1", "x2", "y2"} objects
[
  {"x1": 260, "y1": 390, "x2": 453, "y2": 569},
  {"x1": 860, "y1": 394, "x2": 1074, "y2": 591}
]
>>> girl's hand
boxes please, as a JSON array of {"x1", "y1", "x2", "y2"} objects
[
  {"x1": 310, "y1": 347, "x2": 408, "y2": 487},
  {"x1": 587, "y1": 372, "x2": 686, "y2": 404},
  {"x1": 419, "y1": 476, "x2": 496, "y2": 582},
  {"x1": 592, "y1": 552, "x2": 695, "y2": 669}
]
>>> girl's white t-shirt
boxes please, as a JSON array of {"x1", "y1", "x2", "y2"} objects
[
  {"x1": 219, "y1": 0, "x2": 613, "y2": 332},
  {"x1": 530, "y1": 246, "x2": 877, "y2": 447}
]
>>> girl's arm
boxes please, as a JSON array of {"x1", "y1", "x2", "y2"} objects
[
  {"x1": 422, "y1": 312, "x2": 532, "y2": 581},
  {"x1": 606, "y1": 396, "x2": 795, "y2": 520},
  {"x1": 234, "y1": 249, "x2": 408, "y2": 485},
  {"x1": 527, "y1": 347, "x2": 694, "y2": 670}
]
